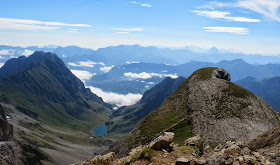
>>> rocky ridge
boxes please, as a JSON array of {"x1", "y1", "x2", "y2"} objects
[{"x1": 107, "y1": 67, "x2": 280, "y2": 158}]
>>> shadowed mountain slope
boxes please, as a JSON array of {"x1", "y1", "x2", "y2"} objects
[{"x1": 0, "y1": 51, "x2": 110, "y2": 132}]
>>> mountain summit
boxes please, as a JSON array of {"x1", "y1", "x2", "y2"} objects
[{"x1": 108, "y1": 67, "x2": 280, "y2": 158}]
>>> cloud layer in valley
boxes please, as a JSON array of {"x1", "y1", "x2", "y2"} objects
[
  {"x1": 70, "y1": 70, "x2": 96, "y2": 82},
  {"x1": 68, "y1": 61, "x2": 105, "y2": 67},
  {"x1": 124, "y1": 72, "x2": 178, "y2": 79},
  {"x1": 88, "y1": 86, "x2": 142, "y2": 107},
  {"x1": 100, "y1": 66, "x2": 114, "y2": 73}
]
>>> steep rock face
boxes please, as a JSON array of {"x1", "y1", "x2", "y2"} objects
[
  {"x1": 0, "y1": 105, "x2": 13, "y2": 141},
  {"x1": 108, "y1": 67, "x2": 280, "y2": 158}
]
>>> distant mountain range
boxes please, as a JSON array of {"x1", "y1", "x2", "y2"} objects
[
  {"x1": 2, "y1": 44, "x2": 280, "y2": 67},
  {"x1": 236, "y1": 76, "x2": 280, "y2": 113},
  {"x1": 87, "y1": 59, "x2": 280, "y2": 94},
  {"x1": 3, "y1": 44, "x2": 280, "y2": 96},
  {"x1": 51, "y1": 45, "x2": 280, "y2": 65}
]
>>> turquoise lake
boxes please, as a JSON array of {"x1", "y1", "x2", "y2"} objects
[{"x1": 93, "y1": 124, "x2": 107, "y2": 136}]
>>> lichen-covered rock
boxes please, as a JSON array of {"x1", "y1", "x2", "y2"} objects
[
  {"x1": 149, "y1": 132, "x2": 174, "y2": 150},
  {"x1": 175, "y1": 157, "x2": 191, "y2": 165},
  {"x1": 0, "y1": 105, "x2": 13, "y2": 141},
  {"x1": 184, "y1": 135, "x2": 203, "y2": 153},
  {"x1": 248, "y1": 126, "x2": 280, "y2": 151},
  {"x1": 248, "y1": 126, "x2": 280, "y2": 163},
  {"x1": 0, "y1": 141, "x2": 20, "y2": 165}
]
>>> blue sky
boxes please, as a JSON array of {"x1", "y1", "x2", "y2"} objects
[{"x1": 0, "y1": 0, "x2": 280, "y2": 55}]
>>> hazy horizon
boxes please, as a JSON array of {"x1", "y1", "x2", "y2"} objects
[{"x1": 1, "y1": 0, "x2": 280, "y2": 55}]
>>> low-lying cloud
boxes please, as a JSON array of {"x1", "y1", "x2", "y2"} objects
[
  {"x1": 0, "y1": 49, "x2": 15, "y2": 55},
  {"x1": 87, "y1": 86, "x2": 142, "y2": 107},
  {"x1": 21, "y1": 49, "x2": 34, "y2": 56},
  {"x1": 124, "y1": 72, "x2": 178, "y2": 79},
  {"x1": 70, "y1": 70, "x2": 96, "y2": 82},
  {"x1": 68, "y1": 61, "x2": 105, "y2": 68},
  {"x1": 100, "y1": 66, "x2": 114, "y2": 73}
]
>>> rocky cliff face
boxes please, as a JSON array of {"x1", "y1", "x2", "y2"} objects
[
  {"x1": 0, "y1": 104, "x2": 13, "y2": 141},
  {"x1": 108, "y1": 67, "x2": 280, "y2": 158}
]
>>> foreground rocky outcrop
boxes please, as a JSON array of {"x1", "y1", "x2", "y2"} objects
[
  {"x1": 0, "y1": 104, "x2": 13, "y2": 141},
  {"x1": 75, "y1": 131, "x2": 279, "y2": 165},
  {"x1": 108, "y1": 67, "x2": 280, "y2": 158},
  {"x1": 0, "y1": 104, "x2": 48, "y2": 165},
  {"x1": 248, "y1": 126, "x2": 280, "y2": 163}
]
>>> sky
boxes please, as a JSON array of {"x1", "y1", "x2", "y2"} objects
[{"x1": 0, "y1": 0, "x2": 280, "y2": 55}]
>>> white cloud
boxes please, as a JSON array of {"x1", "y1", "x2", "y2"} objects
[
  {"x1": 130, "y1": 1, "x2": 152, "y2": 7},
  {"x1": 124, "y1": 72, "x2": 153, "y2": 79},
  {"x1": 109, "y1": 28, "x2": 144, "y2": 32},
  {"x1": 199, "y1": 0, "x2": 280, "y2": 22},
  {"x1": 164, "y1": 74, "x2": 179, "y2": 79},
  {"x1": 194, "y1": 10, "x2": 260, "y2": 22},
  {"x1": 126, "y1": 61, "x2": 140, "y2": 64},
  {"x1": 203, "y1": 27, "x2": 249, "y2": 35},
  {"x1": 100, "y1": 66, "x2": 114, "y2": 73},
  {"x1": 147, "y1": 82, "x2": 155, "y2": 85},
  {"x1": 198, "y1": 1, "x2": 229, "y2": 9},
  {"x1": 140, "y1": 4, "x2": 152, "y2": 7},
  {"x1": 237, "y1": 0, "x2": 280, "y2": 22},
  {"x1": 0, "y1": 49, "x2": 15, "y2": 55},
  {"x1": 0, "y1": 63, "x2": 4, "y2": 67},
  {"x1": 68, "y1": 61, "x2": 104, "y2": 67},
  {"x1": 0, "y1": 56, "x2": 5, "y2": 59},
  {"x1": 124, "y1": 72, "x2": 178, "y2": 79},
  {"x1": 116, "y1": 32, "x2": 129, "y2": 34},
  {"x1": 70, "y1": 70, "x2": 96, "y2": 82},
  {"x1": 0, "y1": 17, "x2": 91, "y2": 31},
  {"x1": 66, "y1": 29, "x2": 79, "y2": 33},
  {"x1": 21, "y1": 49, "x2": 34, "y2": 56},
  {"x1": 87, "y1": 86, "x2": 142, "y2": 107}
]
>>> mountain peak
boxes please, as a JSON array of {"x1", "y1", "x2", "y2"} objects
[{"x1": 0, "y1": 51, "x2": 60, "y2": 78}]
